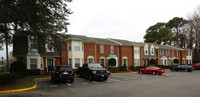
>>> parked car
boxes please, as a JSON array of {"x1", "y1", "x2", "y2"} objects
[
  {"x1": 51, "y1": 65, "x2": 74, "y2": 83},
  {"x1": 78, "y1": 63, "x2": 109, "y2": 81},
  {"x1": 171, "y1": 65, "x2": 194, "y2": 72},
  {"x1": 191, "y1": 63, "x2": 200, "y2": 70},
  {"x1": 138, "y1": 66, "x2": 165, "y2": 75}
]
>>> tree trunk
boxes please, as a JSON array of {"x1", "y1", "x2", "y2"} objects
[{"x1": 5, "y1": 32, "x2": 9, "y2": 72}]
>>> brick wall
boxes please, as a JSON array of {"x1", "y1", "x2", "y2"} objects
[
  {"x1": 84, "y1": 43, "x2": 96, "y2": 63},
  {"x1": 120, "y1": 46, "x2": 133, "y2": 68},
  {"x1": 61, "y1": 42, "x2": 68, "y2": 65}
]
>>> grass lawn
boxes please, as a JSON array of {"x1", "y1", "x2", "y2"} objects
[
  {"x1": 0, "y1": 72, "x2": 9, "y2": 76},
  {"x1": 0, "y1": 75, "x2": 48, "y2": 91}
]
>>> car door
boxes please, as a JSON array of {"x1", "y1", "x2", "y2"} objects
[{"x1": 83, "y1": 64, "x2": 89, "y2": 77}]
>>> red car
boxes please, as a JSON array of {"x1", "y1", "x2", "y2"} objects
[
  {"x1": 138, "y1": 66, "x2": 165, "y2": 75},
  {"x1": 191, "y1": 63, "x2": 200, "y2": 70}
]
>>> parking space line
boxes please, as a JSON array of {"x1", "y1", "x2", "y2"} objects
[
  {"x1": 92, "y1": 81, "x2": 98, "y2": 84},
  {"x1": 106, "y1": 80, "x2": 111, "y2": 83},
  {"x1": 109, "y1": 78, "x2": 120, "y2": 82},
  {"x1": 82, "y1": 83, "x2": 88, "y2": 85},
  {"x1": 67, "y1": 83, "x2": 71, "y2": 86},
  {"x1": 113, "y1": 75, "x2": 138, "y2": 80}
]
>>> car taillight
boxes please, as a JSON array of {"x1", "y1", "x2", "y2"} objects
[{"x1": 56, "y1": 71, "x2": 59, "y2": 74}]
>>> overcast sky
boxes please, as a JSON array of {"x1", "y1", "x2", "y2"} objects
[{"x1": 0, "y1": 0, "x2": 200, "y2": 58}]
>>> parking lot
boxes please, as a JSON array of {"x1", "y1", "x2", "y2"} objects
[
  {"x1": 1, "y1": 71, "x2": 200, "y2": 97},
  {"x1": 36, "y1": 71, "x2": 193, "y2": 89}
]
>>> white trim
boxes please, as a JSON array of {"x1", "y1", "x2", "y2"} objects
[
  {"x1": 46, "y1": 58, "x2": 55, "y2": 72},
  {"x1": 87, "y1": 56, "x2": 94, "y2": 63},
  {"x1": 122, "y1": 56, "x2": 128, "y2": 69},
  {"x1": 99, "y1": 57, "x2": 106, "y2": 66}
]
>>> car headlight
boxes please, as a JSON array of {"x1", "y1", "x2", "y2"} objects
[{"x1": 92, "y1": 70, "x2": 96, "y2": 74}]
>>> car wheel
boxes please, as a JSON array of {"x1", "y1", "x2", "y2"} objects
[
  {"x1": 104, "y1": 77, "x2": 108, "y2": 81},
  {"x1": 152, "y1": 71, "x2": 156, "y2": 75},
  {"x1": 159, "y1": 73, "x2": 162, "y2": 75},
  {"x1": 88, "y1": 75, "x2": 93, "y2": 81},
  {"x1": 139, "y1": 71, "x2": 143, "y2": 74},
  {"x1": 171, "y1": 69, "x2": 174, "y2": 72},
  {"x1": 53, "y1": 78, "x2": 57, "y2": 84},
  {"x1": 70, "y1": 79, "x2": 74, "y2": 83}
]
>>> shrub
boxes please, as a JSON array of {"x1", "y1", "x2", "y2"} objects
[
  {"x1": 0, "y1": 73, "x2": 17, "y2": 84},
  {"x1": 27, "y1": 69, "x2": 40, "y2": 75},
  {"x1": 150, "y1": 59, "x2": 156, "y2": 65},
  {"x1": 130, "y1": 65, "x2": 135, "y2": 71},
  {"x1": 13, "y1": 72, "x2": 26, "y2": 79},
  {"x1": 119, "y1": 66, "x2": 126, "y2": 71},
  {"x1": 135, "y1": 66, "x2": 147, "y2": 70},
  {"x1": 10, "y1": 61, "x2": 27, "y2": 78},
  {"x1": 173, "y1": 59, "x2": 179, "y2": 65}
]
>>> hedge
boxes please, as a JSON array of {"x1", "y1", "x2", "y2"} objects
[
  {"x1": 10, "y1": 61, "x2": 27, "y2": 78},
  {"x1": 27, "y1": 69, "x2": 40, "y2": 75},
  {"x1": 0, "y1": 73, "x2": 17, "y2": 84},
  {"x1": 119, "y1": 66, "x2": 126, "y2": 71}
]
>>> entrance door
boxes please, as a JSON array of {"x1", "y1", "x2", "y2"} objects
[
  {"x1": 100, "y1": 59, "x2": 104, "y2": 67},
  {"x1": 47, "y1": 59, "x2": 53, "y2": 72},
  {"x1": 123, "y1": 59, "x2": 127, "y2": 67}
]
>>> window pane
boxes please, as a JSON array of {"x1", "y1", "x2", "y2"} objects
[
  {"x1": 68, "y1": 58, "x2": 72, "y2": 65},
  {"x1": 74, "y1": 42, "x2": 80, "y2": 51},
  {"x1": 30, "y1": 59, "x2": 37, "y2": 70},
  {"x1": 100, "y1": 45, "x2": 104, "y2": 53},
  {"x1": 110, "y1": 46, "x2": 114, "y2": 54},
  {"x1": 68, "y1": 42, "x2": 71, "y2": 51},
  {"x1": 75, "y1": 58, "x2": 80, "y2": 68}
]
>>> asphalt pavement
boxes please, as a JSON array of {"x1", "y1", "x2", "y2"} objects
[{"x1": 1, "y1": 71, "x2": 200, "y2": 97}]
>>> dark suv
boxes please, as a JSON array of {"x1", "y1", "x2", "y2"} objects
[
  {"x1": 78, "y1": 63, "x2": 109, "y2": 81},
  {"x1": 51, "y1": 65, "x2": 74, "y2": 83}
]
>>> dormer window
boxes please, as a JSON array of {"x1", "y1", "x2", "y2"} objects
[
  {"x1": 151, "y1": 46, "x2": 154, "y2": 55},
  {"x1": 28, "y1": 36, "x2": 37, "y2": 51},
  {"x1": 45, "y1": 38, "x2": 54, "y2": 52},
  {"x1": 145, "y1": 47, "x2": 148, "y2": 55}
]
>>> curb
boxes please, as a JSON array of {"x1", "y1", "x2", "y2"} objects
[{"x1": 0, "y1": 77, "x2": 49, "y2": 94}]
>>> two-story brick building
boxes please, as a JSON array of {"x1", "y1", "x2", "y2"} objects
[{"x1": 13, "y1": 33, "x2": 193, "y2": 74}]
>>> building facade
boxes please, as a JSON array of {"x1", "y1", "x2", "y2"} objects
[{"x1": 13, "y1": 34, "x2": 193, "y2": 73}]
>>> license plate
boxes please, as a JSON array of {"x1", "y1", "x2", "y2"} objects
[
  {"x1": 101, "y1": 75, "x2": 104, "y2": 77},
  {"x1": 63, "y1": 72, "x2": 68, "y2": 74}
]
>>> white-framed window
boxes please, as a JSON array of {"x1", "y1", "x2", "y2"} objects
[
  {"x1": 29, "y1": 36, "x2": 37, "y2": 50},
  {"x1": 40, "y1": 58, "x2": 43, "y2": 70},
  {"x1": 160, "y1": 49, "x2": 164, "y2": 55},
  {"x1": 110, "y1": 46, "x2": 114, "y2": 54},
  {"x1": 186, "y1": 60, "x2": 188, "y2": 64},
  {"x1": 68, "y1": 58, "x2": 72, "y2": 65},
  {"x1": 74, "y1": 42, "x2": 80, "y2": 51},
  {"x1": 172, "y1": 50, "x2": 174, "y2": 56},
  {"x1": 45, "y1": 42, "x2": 54, "y2": 52},
  {"x1": 186, "y1": 51, "x2": 188, "y2": 56},
  {"x1": 176, "y1": 50, "x2": 178, "y2": 56},
  {"x1": 134, "y1": 47, "x2": 140, "y2": 54},
  {"x1": 145, "y1": 47, "x2": 148, "y2": 55},
  {"x1": 151, "y1": 47, "x2": 154, "y2": 55},
  {"x1": 30, "y1": 58, "x2": 37, "y2": 70},
  {"x1": 168, "y1": 59, "x2": 171, "y2": 65},
  {"x1": 75, "y1": 58, "x2": 80, "y2": 68},
  {"x1": 134, "y1": 59, "x2": 140, "y2": 66},
  {"x1": 100, "y1": 45, "x2": 104, "y2": 53},
  {"x1": 68, "y1": 42, "x2": 71, "y2": 51},
  {"x1": 189, "y1": 60, "x2": 191, "y2": 64},
  {"x1": 160, "y1": 59, "x2": 163, "y2": 65},
  {"x1": 166, "y1": 49, "x2": 170, "y2": 55}
]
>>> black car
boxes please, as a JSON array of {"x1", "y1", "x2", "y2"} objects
[
  {"x1": 78, "y1": 63, "x2": 109, "y2": 81},
  {"x1": 171, "y1": 65, "x2": 194, "y2": 72},
  {"x1": 51, "y1": 65, "x2": 74, "y2": 83}
]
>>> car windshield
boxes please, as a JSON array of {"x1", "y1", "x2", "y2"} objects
[
  {"x1": 59, "y1": 66, "x2": 72, "y2": 71},
  {"x1": 88, "y1": 63, "x2": 103, "y2": 68},
  {"x1": 152, "y1": 67, "x2": 160, "y2": 69}
]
